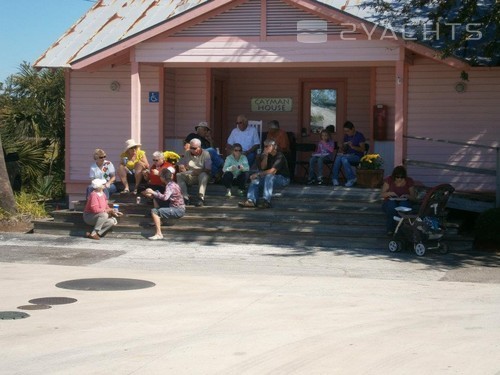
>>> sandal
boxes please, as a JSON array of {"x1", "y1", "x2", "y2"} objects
[
  {"x1": 148, "y1": 234, "x2": 164, "y2": 241},
  {"x1": 121, "y1": 189, "x2": 130, "y2": 194}
]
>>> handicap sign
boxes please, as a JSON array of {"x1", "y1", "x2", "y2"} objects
[{"x1": 149, "y1": 92, "x2": 159, "y2": 103}]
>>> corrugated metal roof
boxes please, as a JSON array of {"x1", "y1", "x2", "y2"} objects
[{"x1": 35, "y1": 0, "x2": 210, "y2": 68}]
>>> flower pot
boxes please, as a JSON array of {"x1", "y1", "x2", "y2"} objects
[{"x1": 357, "y1": 169, "x2": 384, "y2": 188}]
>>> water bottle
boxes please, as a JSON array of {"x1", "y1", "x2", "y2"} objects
[
  {"x1": 113, "y1": 204, "x2": 119, "y2": 213},
  {"x1": 136, "y1": 196, "x2": 141, "y2": 204}
]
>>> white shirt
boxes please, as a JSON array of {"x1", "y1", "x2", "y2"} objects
[
  {"x1": 89, "y1": 160, "x2": 115, "y2": 181},
  {"x1": 227, "y1": 126, "x2": 260, "y2": 152}
]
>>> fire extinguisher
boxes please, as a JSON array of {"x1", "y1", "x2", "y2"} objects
[{"x1": 374, "y1": 104, "x2": 387, "y2": 141}]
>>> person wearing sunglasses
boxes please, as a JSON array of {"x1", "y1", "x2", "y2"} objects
[
  {"x1": 86, "y1": 148, "x2": 117, "y2": 199},
  {"x1": 221, "y1": 143, "x2": 250, "y2": 197},
  {"x1": 142, "y1": 151, "x2": 175, "y2": 193},
  {"x1": 176, "y1": 138, "x2": 212, "y2": 207},
  {"x1": 238, "y1": 139, "x2": 290, "y2": 208},
  {"x1": 117, "y1": 139, "x2": 150, "y2": 194},
  {"x1": 226, "y1": 115, "x2": 261, "y2": 168},
  {"x1": 381, "y1": 165, "x2": 416, "y2": 235}
]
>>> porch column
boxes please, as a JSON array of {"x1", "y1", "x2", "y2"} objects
[
  {"x1": 394, "y1": 48, "x2": 408, "y2": 165},
  {"x1": 131, "y1": 49, "x2": 141, "y2": 142}
]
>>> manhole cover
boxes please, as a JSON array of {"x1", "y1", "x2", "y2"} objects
[
  {"x1": 0, "y1": 311, "x2": 30, "y2": 320},
  {"x1": 55, "y1": 278, "x2": 156, "y2": 291},
  {"x1": 28, "y1": 297, "x2": 78, "y2": 305},
  {"x1": 17, "y1": 304, "x2": 52, "y2": 310}
]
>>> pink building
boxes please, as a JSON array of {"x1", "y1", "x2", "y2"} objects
[{"x1": 34, "y1": 0, "x2": 500, "y2": 203}]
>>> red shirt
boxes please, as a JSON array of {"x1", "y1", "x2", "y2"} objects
[{"x1": 149, "y1": 161, "x2": 174, "y2": 186}]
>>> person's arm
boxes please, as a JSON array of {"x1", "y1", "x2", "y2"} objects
[{"x1": 380, "y1": 181, "x2": 397, "y2": 199}]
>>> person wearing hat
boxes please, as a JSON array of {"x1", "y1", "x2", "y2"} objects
[
  {"x1": 184, "y1": 121, "x2": 224, "y2": 180},
  {"x1": 143, "y1": 167, "x2": 185, "y2": 240},
  {"x1": 226, "y1": 115, "x2": 261, "y2": 169},
  {"x1": 83, "y1": 178, "x2": 122, "y2": 240},
  {"x1": 117, "y1": 139, "x2": 150, "y2": 194}
]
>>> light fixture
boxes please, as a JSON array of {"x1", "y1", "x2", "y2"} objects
[
  {"x1": 455, "y1": 82, "x2": 466, "y2": 93},
  {"x1": 110, "y1": 81, "x2": 120, "y2": 91}
]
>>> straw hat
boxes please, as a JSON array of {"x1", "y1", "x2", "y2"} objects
[
  {"x1": 195, "y1": 121, "x2": 210, "y2": 131},
  {"x1": 123, "y1": 139, "x2": 141, "y2": 152}
]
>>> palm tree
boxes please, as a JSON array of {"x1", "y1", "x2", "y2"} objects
[{"x1": 0, "y1": 134, "x2": 17, "y2": 214}]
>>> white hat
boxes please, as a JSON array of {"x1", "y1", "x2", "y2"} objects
[
  {"x1": 123, "y1": 139, "x2": 141, "y2": 152},
  {"x1": 195, "y1": 121, "x2": 210, "y2": 131},
  {"x1": 167, "y1": 166, "x2": 176, "y2": 174},
  {"x1": 91, "y1": 178, "x2": 107, "y2": 190}
]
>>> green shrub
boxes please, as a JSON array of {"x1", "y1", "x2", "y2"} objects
[
  {"x1": 0, "y1": 192, "x2": 48, "y2": 222},
  {"x1": 474, "y1": 208, "x2": 500, "y2": 246}
]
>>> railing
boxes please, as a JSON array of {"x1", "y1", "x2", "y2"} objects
[{"x1": 403, "y1": 135, "x2": 500, "y2": 208}]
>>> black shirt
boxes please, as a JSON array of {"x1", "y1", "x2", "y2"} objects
[
  {"x1": 185, "y1": 133, "x2": 211, "y2": 149},
  {"x1": 259, "y1": 151, "x2": 289, "y2": 178}
]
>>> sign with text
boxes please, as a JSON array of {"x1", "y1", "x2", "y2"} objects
[{"x1": 251, "y1": 98, "x2": 292, "y2": 112}]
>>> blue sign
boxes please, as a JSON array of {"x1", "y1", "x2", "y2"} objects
[{"x1": 149, "y1": 92, "x2": 159, "y2": 103}]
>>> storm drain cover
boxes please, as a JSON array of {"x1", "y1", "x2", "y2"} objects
[
  {"x1": 0, "y1": 311, "x2": 30, "y2": 320},
  {"x1": 55, "y1": 278, "x2": 156, "y2": 291},
  {"x1": 17, "y1": 304, "x2": 52, "y2": 310},
  {"x1": 28, "y1": 297, "x2": 77, "y2": 305}
]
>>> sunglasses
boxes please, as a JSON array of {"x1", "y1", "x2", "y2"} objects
[
  {"x1": 233, "y1": 149, "x2": 242, "y2": 152},
  {"x1": 152, "y1": 159, "x2": 159, "y2": 162},
  {"x1": 99, "y1": 156, "x2": 106, "y2": 159},
  {"x1": 190, "y1": 147, "x2": 198, "y2": 150}
]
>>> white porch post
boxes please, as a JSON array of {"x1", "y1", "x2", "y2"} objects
[
  {"x1": 131, "y1": 48, "x2": 141, "y2": 142},
  {"x1": 394, "y1": 48, "x2": 407, "y2": 165}
]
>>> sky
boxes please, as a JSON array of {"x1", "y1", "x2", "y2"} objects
[{"x1": 0, "y1": 0, "x2": 94, "y2": 83}]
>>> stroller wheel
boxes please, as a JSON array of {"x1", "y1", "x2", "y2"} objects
[
  {"x1": 414, "y1": 242, "x2": 426, "y2": 256},
  {"x1": 439, "y1": 243, "x2": 449, "y2": 254},
  {"x1": 388, "y1": 240, "x2": 403, "y2": 253}
]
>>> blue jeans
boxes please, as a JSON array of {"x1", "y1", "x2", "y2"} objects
[
  {"x1": 206, "y1": 148, "x2": 224, "y2": 177},
  {"x1": 247, "y1": 174, "x2": 290, "y2": 203},
  {"x1": 382, "y1": 199, "x2": 413, "y2": 232},
  {"x1": 308, "y1": 155, "x2": 331, "y2": 180},
  {"x1": 333, "y1": 154, "x2": 360, "y2": 181}
]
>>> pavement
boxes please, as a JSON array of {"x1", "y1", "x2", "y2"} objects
[{"x1": 1, "y1": 232, "x2": 500, "y2": 375}]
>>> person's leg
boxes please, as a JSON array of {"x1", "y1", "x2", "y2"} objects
[
  {"x1": 246, "y1": 177, "x2": 260, "y2": 204},
  {"x1": 117, "y1": 165, "x2": 130, "y2": 192},
  {"x1": 308, "y1": 156, "x2": 318, "y2": 180},
  {"x1": 197, "y1": 172, "x2": 209, "y2": 200},
  {"x1": 133, "y1": 164, "x2": 145, "y2": 192},
  {"x1": 332, "y1": 155, "x2": 343, "y2": 182},
  {"x1": 148, "y1": 208, "x2": 163, "y2": 240},
  {"x1": 176, "y1": 172, "x2": 190, "y2": 200},
  {"x1": 262, "y1": 174, "x2": 290, "y2": 203},
  {"x1": 317, "y1": 156, "x2": 325, "y2": 181},
  {"x1": 85, "y1": 185, "x2": 93, "y2": 200},
  {"x1": 221, "y1": 172, "x2": 234, "y2": 189},
  {"x1": 246, "y1": 151, "x2": 256, "y2": 168},
  {"x1": 235, "y1": 173, "x2": 246, "y2": 190},
  {"x1": 343, "y1": 154, "x2": 361, "y2": 181},
  {"x1": 382, "y1": 200, "x2": 398, "y2": 233},
  {"x1": 95, "y1": 212, "x2": 115, "y2": 236},
  {"x1": 207, "y1": 148, "x2": 224, "y2": 177}
]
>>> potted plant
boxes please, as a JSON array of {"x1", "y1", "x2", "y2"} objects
[{"x1": 357, "y1": 153, "x2": 384, "y2": 188}]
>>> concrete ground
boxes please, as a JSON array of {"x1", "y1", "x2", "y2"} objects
[{"x1": 1, "y1": 232, "x2": 499, "y2": 375}]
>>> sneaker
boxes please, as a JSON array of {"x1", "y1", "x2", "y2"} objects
[
  {"x1": 194, "y1": 197, "x2": 205, "y2": 207},
  {"x1": 225, "y1": 189, "x2": 232, "y2": 197},
  {"x1": 237, "y1": 189, "x2": 245, "y2": 197},
  {"x1": 307, "y1": 178, "x2": 315, "y2": 185},
  {"x1": 317, "y1": 178, "x2": 324, "y2": 185},
  {"x1": 148, "y1": 234, "x2": 164, "y2": 240},
  {"x1": 183, "y1": 197, "x2": 191, "y2": 205},
  {"x1": 238, "y1": 199, "x2": 256, "y2": 208},
  {"x1": 332, "y1": 179, "x2": 340, "y2": 186},
  {"x1": 86, "y1": 231, "x2": 100, "y2": 240},
  {"x1": 345, "y1": 178, "x2": 357, "y2": 187}
]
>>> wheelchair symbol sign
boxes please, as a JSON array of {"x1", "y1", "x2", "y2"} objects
[{"x1": 149, "y1": 92, "x2": 159, "y2": 103}]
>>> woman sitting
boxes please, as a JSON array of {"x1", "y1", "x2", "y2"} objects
[
  {"x1": 117, "y1": 139, "x2": 149, "y2": 194},
  {"x1": 83, "y1": 178, "x2": 122, "y2": 240},
  {"x1": 221, "y1": 143, "x2": 250, "y2": 197},
  {"x1": 307, "y1": 129, "x2": 335, "y2": 185},
  {"x1": 86, "y1": 148, "x2": 117, "y2": 199},
  {"x1": 381, "y1": 165, "x2": 416, "y2": 235}
]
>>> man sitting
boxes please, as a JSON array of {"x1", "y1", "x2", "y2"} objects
[
  {"x1": 332, "y1": 121, "x2": 366, "y2": 187},
  {"x1": 184, "y1": 121, "x2": 223, "y2": 180},
  {"x1": 238, "y1": 139, "x2": 290, "y2": 209},
  {"x1": 176, "y1": 138, "x2": 212, "y2": 207},
  {"x1": 226, "y1": 115, "x2": 260, "y2": 168}
]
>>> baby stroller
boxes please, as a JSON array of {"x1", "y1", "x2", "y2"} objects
[{"x1": 388, "y1": 184, "x2": 455, "y2": 256}]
